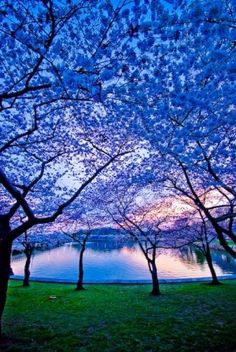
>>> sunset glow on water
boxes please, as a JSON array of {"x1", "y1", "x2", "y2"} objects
[{"x1": 11, "y1": 241, "x2": 236, "y2": 282}]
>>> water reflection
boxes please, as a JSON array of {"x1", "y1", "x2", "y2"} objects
[
  {"x1": 177, "y1": 246, "x2": 236, "y2": 274},
  {"x1": 84, "y1": 240, "x2": 136, "y2": 252},
  {"x1": 11, "y1": 240, "x2": 236, "y2": 282}
]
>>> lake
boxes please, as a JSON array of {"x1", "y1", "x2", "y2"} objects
[{"x1": 11, "y1": 240, "x2": 236, "y2": 282}]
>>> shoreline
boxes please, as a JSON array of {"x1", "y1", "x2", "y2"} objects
[{"x1": 10, "y1": 274, "x2": 236, "y2": 285}]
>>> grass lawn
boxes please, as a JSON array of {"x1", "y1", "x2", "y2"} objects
[{"x1": 2, "y1": 280, "x2": 236, "y2": 351}]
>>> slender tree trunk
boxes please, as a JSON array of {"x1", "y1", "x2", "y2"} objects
[
  {"x1": 23, "y1": 246, "x2": 33, "y2": 287},
  {"x1": 0, "y1": 216, "x2": 11, "y2": 339},
  {"x1": 150, "y1": 261, "x2": 161, "y2": 296},
  {"x1": 215, "y1": 227, "x2": 236, "y2": 259},
  {"x1": 205, "y1": 245, "x2": 220, "y2": 285},
  {"x1": 76, "y1": 244, "x2": 85, "y2": 291}
]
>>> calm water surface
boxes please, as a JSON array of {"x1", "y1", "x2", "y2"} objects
[{"x1": 11, "y1": 240, "x2": 236, "y2": 282}]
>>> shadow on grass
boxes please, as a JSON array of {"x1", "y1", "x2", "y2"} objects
[{"x1": 0, "y1": 336, "x2": 26, "y2": 351}]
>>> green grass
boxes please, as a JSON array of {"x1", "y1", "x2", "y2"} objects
[{"x1": 2, "y1": 280, "x2": 236, "y2": 351}]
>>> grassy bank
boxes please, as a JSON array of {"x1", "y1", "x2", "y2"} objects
[{"x1": 3, "y1": 280, "x2": 236, "y2": 351}]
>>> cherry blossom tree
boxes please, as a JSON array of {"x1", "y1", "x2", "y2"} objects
[
  {"x1": 15, "y1": 223, "x2": 66, "y2": 287},
  {"x1": 61, "y1": 200, "x2": 103, "y2": 291},
  {"x1": 165, "y1": 162, "x2": 236, "y2": 258},
  {"x1": 104, "y1": 180, "x2": 183, "y2": 296},
  {"x1": 190, "y1": 213, "x2": 220, "y2": 285},
  {"x1": 0, "y1": 0, "x2": 235, "y2": 343},
  {"x1": 170, "y1": 210, "x2": 220, "y2": 285},
  {"x1": 134, "y1": 0, "x2": 236, "y2": 257},
  {"x1": 63, "y1": 224, "x2": 91, "y2": 291},
  {"x1": 21, "y1": 232, "x2": 36, "y2": 287},
  {"x1": 0, "y1": 0, "x2": 157, "y2": 339}
]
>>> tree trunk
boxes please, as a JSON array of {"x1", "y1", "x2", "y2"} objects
[
  {"x1": 215, "y1": 227, "x2": 236, "y2": 259},
  {"x1": 76, "y1": 244, "x2": 85, "y2": 291},
  {"x1": 23, "y1": 246, "x2": 33, "y2": 287},
  {"x1": 150, "y1": 261, "x2": 161, "y2": 296},
  {"x1": 205, "y1": 245, "x2": 220, "y2": 285},
  {"x1": 0, "y1": 216, "x2": 11, "y2": 339}
]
